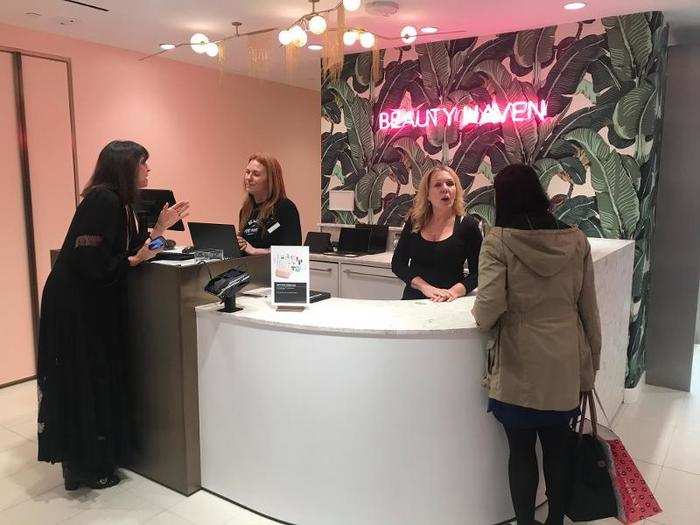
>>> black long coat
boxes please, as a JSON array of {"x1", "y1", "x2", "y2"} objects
[{"x1": 37, "y1": 187, "x2": 147, "y2": 467}]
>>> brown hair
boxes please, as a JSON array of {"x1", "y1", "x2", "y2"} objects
[
  {"x1": 238, "y1": 153, "x2": 287, "y2": 232},
  {"x1": 408, "y1": 165, "x2": 465, "y2": 232}
]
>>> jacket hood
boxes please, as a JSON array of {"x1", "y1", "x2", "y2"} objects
[{"x1": 493, "y1": 227, "x2": 583, "y2": 277}]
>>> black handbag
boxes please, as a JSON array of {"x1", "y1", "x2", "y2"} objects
[{"x1": 565, "y1": 391, "x2": 618, "y2": 522}]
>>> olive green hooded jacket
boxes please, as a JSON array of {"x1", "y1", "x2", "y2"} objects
[{"x1": 472, "y1": 227, "x2": 601, "y2": 411}]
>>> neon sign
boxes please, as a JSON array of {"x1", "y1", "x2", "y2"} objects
[{"x1": 378, "y1": 100, "x2": 548, "y2": 130}]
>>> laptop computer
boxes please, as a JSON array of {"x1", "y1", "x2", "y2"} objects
[
  {"x1": 335, "y1": 227, "x2": 371, "y2": 257},
  {"x1": 356, "y1": 224, "x2": 389, "y2": 254},
  {"x1": 304, "y1": 232, "x2": 332, "y2": 254},
  {"x1": 188, "y1": 222, "x2": 241, "y2": 259},
  {"x1": 135, "y1": 189, "x2": 185, "y2": 231}
]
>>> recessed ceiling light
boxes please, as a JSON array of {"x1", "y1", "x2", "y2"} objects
[
  {"x1": 308, "y1": 44, "x2": 323, "y2": 51},
  {"x1": 563, "y1": 2, "x2": 587, "y2": 10},
  {"x1": 160, "y1": 43, "x2": 176, "y2": 50},
  {"x1": 420, "y1": 26, "x2": 438, "y2": 34}
]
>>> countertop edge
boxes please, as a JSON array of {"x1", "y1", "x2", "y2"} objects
[{"x1": 195, "y1": 300, "x2": 483, "y2": 338}]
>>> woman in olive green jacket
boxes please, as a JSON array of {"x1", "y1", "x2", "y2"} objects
[{"x1": 472, "y1": 164, "x2": 601, "y2": 525}]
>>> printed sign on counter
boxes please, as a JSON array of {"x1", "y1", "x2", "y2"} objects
[{"x1": 271, "y1": 245, "x2": 310, "y2": 306}]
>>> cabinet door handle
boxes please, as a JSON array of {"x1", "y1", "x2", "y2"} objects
[
  {"x1": 311, "y1": 267, "x2": 333, "y2": 273},
  {"x1": 343, "y1": 270, "x2": 397, "y2": 280}
]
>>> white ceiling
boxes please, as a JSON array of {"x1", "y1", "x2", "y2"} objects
[{"x1": 1, "y1": 0, "x2": 699, "y2": 90}]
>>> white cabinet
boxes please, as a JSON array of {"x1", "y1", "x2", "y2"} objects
[
  {"x1": 339, "y1": 264, "x2": 404, "y2": 300},
  {"x1": 309, "y1": 254, "x2": 404, "y2": 300},
  {"x1": 310, "y1": 261, "x2": 339, "y2": 296}
]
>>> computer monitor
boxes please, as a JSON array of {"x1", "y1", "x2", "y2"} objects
[
  {"x1": 338, "y1": 227, "x2": 371, "y2": 254},
  {"x1": 188, "y1": 222, "x2": 241, "y2": 259},
  {"x1": 356, "y1": 224, "x2": 388, "y2": 254},
  {"x1": 135, "y1": 189, "x2": 185, "y2": 231},
  {"x1": 304, "y1": 232, "x2": 332, "y2": 254}
]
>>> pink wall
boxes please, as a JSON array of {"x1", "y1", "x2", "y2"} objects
[
  {"x1": 0, "y1": 23, "x2": 320, "y2": 384},
  {"x1": 0, "y1": 22, "x2": 321, "y2": 243}
]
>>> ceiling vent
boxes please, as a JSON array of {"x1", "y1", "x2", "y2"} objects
[
  {"x1": 53, "y1": 16, "x2": 80, "y2": 26},
  {"x1": 63, "y1": 0, "x2": 109, "y2": 12},
  {"x1": 365, "y1": 1, "x2": 399, "y2": 17}
]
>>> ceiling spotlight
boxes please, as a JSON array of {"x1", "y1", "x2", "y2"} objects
[
  {"x1": 205, "y1": 42, "x2": 220, "y2": 57},
  {"x1": 343, "y1": 0, "x2": 362, "y2": 12},
  {"x1": 400, "y1": 25, "x2": 417, "y2": 44},
  {"x1": 308, "y1": 15, "x2": 327, "y2": 35},
  {"x1": 190, "y1": 33, "x2": 210, "y2": 54},
  {"x1": 563, "y1": 1, "x2": 587, "y2": 9},
  {"x1": 159, "y1": 43, "x2": 176, "y2": 50},
  {"x1": 360, "y1": 31, "x2": 375, "y2": 49},
  {"x1": 308, "y1": 44, "x2": 323, "y2": 51},
  {"x1": 420, "y1": 26, "x2": 438, "y2": 34},
  {"x1": 343, "y1": 30, "x2": 358, "y2": 46},
  {"x1": 278, "y1": 29, "x2": 293, "y2": 45}
]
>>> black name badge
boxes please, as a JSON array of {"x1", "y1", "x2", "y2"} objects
[{"x1": 273, "y1": 282, "x2": 307, "y2": 303}]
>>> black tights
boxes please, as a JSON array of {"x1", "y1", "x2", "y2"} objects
[{"x1": 503, "y1": 425, "x2": 569, "y2": 525}]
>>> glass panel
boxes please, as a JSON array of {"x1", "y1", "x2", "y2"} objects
[{"x1": 0, "y1": 52, "x2": 36, "y2": 384}]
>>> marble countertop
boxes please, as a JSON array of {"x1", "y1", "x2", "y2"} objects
[
  {"x1": 196, "y1": 237, "x2": 634, "y2": 336},
  {"x1": 196, "y1": 295, "x2": 481, "y2": 337}
]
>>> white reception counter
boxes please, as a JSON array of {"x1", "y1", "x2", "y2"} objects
[{"x1": 196, "y1": 238, "x2": 634, "y2": 525}]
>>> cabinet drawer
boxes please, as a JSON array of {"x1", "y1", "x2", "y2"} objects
[
  {"x1": 339, "y1": 264, "x2": 404, "y2": 300},
  {"x1": 310, "y1": 261, "x2": 339, "y2": 296}
]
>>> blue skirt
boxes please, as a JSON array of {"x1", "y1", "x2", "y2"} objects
[{"x1": 488, "y1": 398, "x2": 579, "y2": 429}]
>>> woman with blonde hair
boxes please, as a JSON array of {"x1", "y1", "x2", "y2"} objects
[
  {"x1": 391, "y1": 165, "x2": 482, "y2": 301},
  {"x1": 236, "y1": 153, "x2": 302, "y2": 255}
]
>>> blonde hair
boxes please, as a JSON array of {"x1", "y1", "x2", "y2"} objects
[
  {"x1": 409, "y1": 165, "x2": 465, "y2": 232},
  {"x1": 239, "y1": 153, "x2": 288, "y2": 234}
]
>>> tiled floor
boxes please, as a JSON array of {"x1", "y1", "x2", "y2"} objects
[{"x1": 0, "y1": 348, "x2": 698, "y2": 525}]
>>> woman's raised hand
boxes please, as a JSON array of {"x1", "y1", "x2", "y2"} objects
[{"x1": 156, "y1": 201, "x2": 190, "y2": 231}]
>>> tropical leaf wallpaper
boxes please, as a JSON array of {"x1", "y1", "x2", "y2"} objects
[{"x1": 320, "y1": 12, "x2": 668, "y2": 387}]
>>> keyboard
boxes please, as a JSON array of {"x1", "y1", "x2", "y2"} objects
[{"x1": 153, "y1": 252, "x2": 196, "y2": 261}]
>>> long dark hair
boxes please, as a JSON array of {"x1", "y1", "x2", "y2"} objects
[
  {"x1": 494, "y1": 164, "x2": 551, "y2": 228},
  {"x1": 81, "y1": 140, "x2": 148, "y2": 204}
]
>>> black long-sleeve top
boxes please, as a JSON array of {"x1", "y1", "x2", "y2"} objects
[
  {"x1": 391, "y1": 215, "x2": 483, "y2": 300},
  {"x1": 241, "y1": 198, "x2": 302, "y2": 249}
]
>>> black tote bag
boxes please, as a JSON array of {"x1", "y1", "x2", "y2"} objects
[{"x1": 565, "y1": 392, "x2": 618, "y2": 522}]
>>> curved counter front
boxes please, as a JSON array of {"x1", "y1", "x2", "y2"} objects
[{"x1": 196, "y1": 296, "x2": 530, "y2": 525}]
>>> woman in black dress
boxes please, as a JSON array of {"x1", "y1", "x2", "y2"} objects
[
  {"x1": 236, "y1": 153, "x2": 302, "y2": 255},
  {"x1": 391, "y1": 165, "x2": 482, "y2": 301},
  {"x1": 37, "y1": 140, "x2": 190, "y2": 490}
]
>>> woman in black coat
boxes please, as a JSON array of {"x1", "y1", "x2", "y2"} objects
[{"x1": 37, "y1": 140, "x2": 189, "y2": 490}]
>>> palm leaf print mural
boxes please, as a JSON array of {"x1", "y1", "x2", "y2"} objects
[{"x1": 320, "y1": 12, "x2": 668, "y2": 387}]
